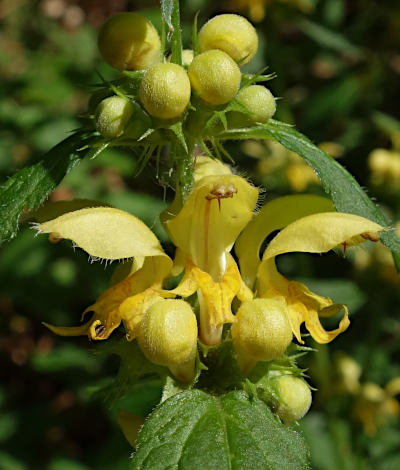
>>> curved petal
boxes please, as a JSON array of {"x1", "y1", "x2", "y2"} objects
[
  {"x1": 287, "y1": 281, "x2": 350, "y2": 344},
  {"x1": 38, "y1": 207, "x2": 167, "y2": 261},
  {"x1": 258, "y1": 260, "x2": 350, "y2": 344},
  {"x1": 262, "y1": 212, "x2": 383, "y2": 262},
  {"x1": 235, "y1": 195, "x2": 334, "y2": 288},
  {"x1": 43, "y1": 255, "x2": 172, "y2": 341},
  {"x1": 166, "y1": 174, "x2": 258, "y2": 280}
]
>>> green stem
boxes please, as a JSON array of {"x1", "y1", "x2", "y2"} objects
[{"x1": 176, "y1": 144, "x2": 194, "y2": 204}]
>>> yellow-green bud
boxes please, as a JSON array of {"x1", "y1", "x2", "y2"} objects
[
  {"x1": 188, "y1": 50, "x2": 241, "y2": 106},
  {"x1": 235, "y1": 85, "x2": 276, "y2": 123},
  {"x1": 98, "y1": 12, "x2": 161, "y2": 70},
  {"x1": 95, "y1": 96, "x2": 134, "y2": 138},
  {"x1": 198, "y1": 14, "x2": 258, "y2": 66},
  {"x1": 168, "y1": 49, "x2": 194, "y2": 68},
  {"x1": 139, "y1": 63, "x2": 191, "y2": 119},
  {"x1": 232, "y1": 299, "x2": 292, "y2": 374},
  {"x1": 271, "y1": 375, "x2": 312, "y2": 423},
  {"x1": 138, "y1": 299, "x2": 198, "y2": 382}
]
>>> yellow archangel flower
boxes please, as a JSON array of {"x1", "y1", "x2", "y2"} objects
[{"x1": 36, "y1": 157, "x2": 383, "y2": 379}]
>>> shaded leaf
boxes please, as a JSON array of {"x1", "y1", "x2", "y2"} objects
[{"x1": 0, "y1": 132, "x2": 95, "y2": 245}]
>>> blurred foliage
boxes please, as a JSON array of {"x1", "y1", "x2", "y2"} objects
[{"x1": 0, "y1": 0, "x2": 399, "y2": 469}]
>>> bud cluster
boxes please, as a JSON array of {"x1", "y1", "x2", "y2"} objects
[{"x1": 92, "y1": 12, "x2": 276, "y2": 140}]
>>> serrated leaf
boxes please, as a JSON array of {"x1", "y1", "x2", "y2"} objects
[
  {"x1": 168, "y1": 121, "x2": 188, "y2": 152},
  {"x1": 131, "y1": 390, "x2": 310, "y2": 470},
  {"x1": 262, "y1": 120, "x2": 400, "y2": 265},
  {"x1": 0, "y1": 132, "x2": 95, "y2": 245}
]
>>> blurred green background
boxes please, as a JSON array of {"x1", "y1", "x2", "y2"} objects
[{"x1": 1, "y1": 0, "x2": 399, "y2": 469}]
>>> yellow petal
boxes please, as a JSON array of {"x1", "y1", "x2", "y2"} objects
[
  {"x1": 117, "y1": 409, "x2": 144, "y2": 448},
  {"x1": 235, "y1": 195, "x2": 334, "y2": 288},
  {"x1": 38, "y1": 207, "x2": 167, "y2": 261},
  {"x1": 27, "y1": 199, "x2": 110, "y2": 223},
  {"x1": 259, "y1": 261, "x2": 350, "y2": 344},
  {"x1": 43, "y1": 321, "x2": 92, "y2": 337},
  {"x1": 192, "y1": 260, "x2": 241, "y2": 328},
  {"x1": 166, "y1": 174, "x2": 258, "y2": 280},
  {"x1": 160, "y1": 157, "x2": 232, "y2": 228},
  {"x1": 119, "y1": 288, "x2": 165, "y2": 340},
  {"x1": 289, "y1": 279, "x2": 350, "y2": 343},
  {"x1": 262, "y1": 212, "x2": 383, "y2": 261},
  {"x1": 193, "y1": 156, "x2": 232, "y2": 182},
  {"x1": 43, "y1": 255, "x2": 172, "y2": 341}
]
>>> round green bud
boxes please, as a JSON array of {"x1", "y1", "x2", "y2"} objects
[
  {"x1": 139, "y1": 63, "x2": 191, "y2": 119},
  {"x1": 98, "y1": 12, "x2": 161, "y2": 70},
  {"x1": 95, "y1": 96, "x2": 134, "y2": 138},
  {"x1": 232, "y1": 298, "x2": 292, "y2": 362},
  {"x1": 271, "y1": 375, "x2": 312, "y2": 423},
  {"x1": 198, "y1": 14, "x2": 258, "y2": 66},
  {"x1": 235, "y1": 85, "x2": 276, "y2": 123},
  {"x1": 138, "y1": 299, "x2": 198, "y2": 367},
  {"x1": 188, "y1": 50, "x2": 241, "y2": 106}
]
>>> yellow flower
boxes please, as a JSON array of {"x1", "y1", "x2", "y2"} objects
[
  {"x1": 353, "y1": 379, "x2": 400, "y2": 435},
  {"x1": 236, "y1": 195, "x2": 383, "y2": 344},
  {"x1": 228, "y1": 0, "x2": 314, "y2": 23},
  {"x1": 37, "y1": 158, "x2": 384, "y2": 379}
]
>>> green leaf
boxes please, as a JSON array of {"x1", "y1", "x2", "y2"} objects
[
  {"x1": 263, "y1": 120, "x2": 400, "y2": 264},
  {"x1": 161, "y1": 0, "x2": 182, "y2": 65},
  {"x1": 297, "y1": 19, "x2": 363, "y2": 58},
  {"x1": 131, "y1": 390, "x2": 310, "y2": 469},
  {"x1": 31, "y1": 344, "x2": 101, "y2": 373},
  {"x1": 0, "y1": 131, "x2": 95, "y2": 245}
]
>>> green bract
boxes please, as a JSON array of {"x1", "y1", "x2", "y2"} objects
[
  {"x1": 97, "y1": 12, "x2": 161, "y2": 70},
  {"x1": 188, "y1": 50, "x2": 241, "y2": 106},
  {"x1": 139, "y1": 63, "x2": 191, "y2": 119},
  {"x1": 94, "y1": 96, "x2": 134, "y2": 138}
]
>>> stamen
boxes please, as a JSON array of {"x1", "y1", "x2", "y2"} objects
[{"x1": 361, "y1": 232, "x2": 380, "y2": 242}]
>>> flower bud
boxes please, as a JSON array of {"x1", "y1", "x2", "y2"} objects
[
  {"x1": 168, "y1": 49, "x2": 194, "y2": 68},
  {"x1": 198, "y1": 14, "x2": 258, "y2": 66},
  {"x1": 188, "y1": 50, "x2": 241, "y2": 106},
  {"x1": 138, "y1": 299, "x2": 198, "y2": 382},
  {"x1": 139, "y1": 63, "x2": 191, "y2": 119},
  {"x1": 95, "y1": 96, "x2": 134, "y2": 138},
  {"x1": 232, "y1": 298, "x2": 292, "y2": 374},
  {"x1": 98, "y1": 12, "x2": 161, "y2": 70},
  {"x1": 233, "y1": 85, "x2": 276, "y2": 124},
  {"x1": 271, "y1": 375, "x2": 312, "y2": 423}
]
